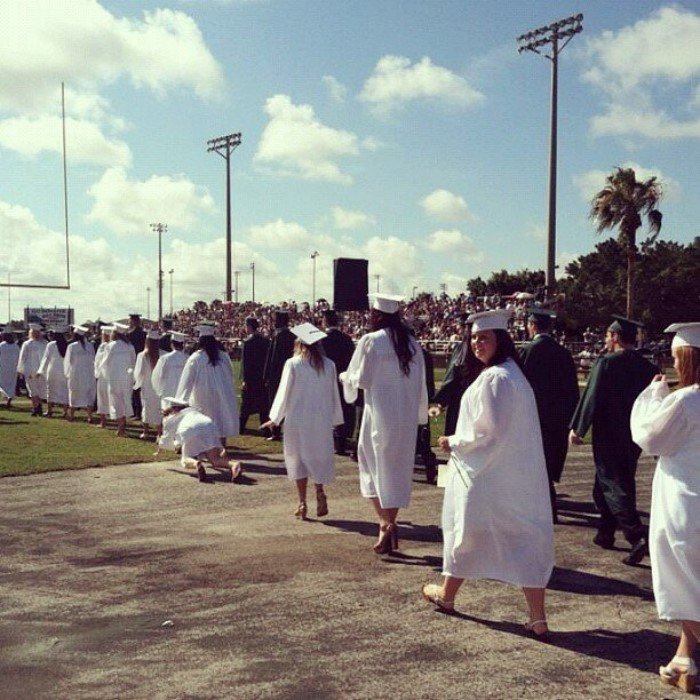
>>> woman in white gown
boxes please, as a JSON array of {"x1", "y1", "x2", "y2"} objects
[
  {"x1": 262, "y1": 323, "x2": 344, "y2": 520},
  {"x1": 631, "y1": 322, "x2": 700, "y2": 693},
  {"x1": 176, "y1": 324, "x2": 239, "y2": 446},
  {"x1": 422, "y1": 309, "x2": 555, "y2": 640},
  {"x1": 0, "y1": 329, "x2": 21, "y2": 408},
  {"x1": 157, "y1": 397, "x2": 242, "y2": 483},
  {"x1": 133, "y1": 330, "x2": 164, "y2": 439},
  {"x1": 94, "y1": 326, "x2": 113, "y2": 428},
  {"x1": 96, "y1": 322, "x2": 136, "y2": 437},
  {"x1": 37, "y1": 326, "x2": 70, "y2": 417},
  {"x1": 64, "y1": 325, "x2": 96, "y2": 422},
  {"x1": 17, "y1": 323, "x2": 48, "y2": 416},
  {"x1": 151, "y1": 331, "x2": 188, "y2": 410},
  {"x1": 339, "y1": 294, "x2": 428, "y2": 554}
]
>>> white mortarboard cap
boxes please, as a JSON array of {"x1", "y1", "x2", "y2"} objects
[
  {"x1": 73, "y1": 325, "x2": 89, "y2": 335},
  {"x1": 170, "y1": 331, "x2": 187, "y2": 343},
  {"x1": 50, "y1": 324, "x2": 70, "y2": 333},
  {"x1": 467, "y1": 309, "x2": 513, "y2": 333},
  {"x1": 101, "y1": 325, "x2": 115, "y2": 333},
  {"x1": 113, "y1": 321, "x2": 129, "y2": 333},
  {"x1": 196, "y1": 324, "x2": 216, "y2": 337},
  {"x1": 146, "y1": 330, "x2": 161, "y2": 340},
  {"x1": 162, "y1": 396, "x2": 189, "y2": 407},
  {"x1": 665, "y1": 322, "x2": 700, "y2": 349},
  {"x1": 28, "y1": 323, "x2": 43, "y2": 331},
  {"x1": 369, "y1": 293, "x2": 404, "y2": 314},
  {"x1": 290, "y1": 322, "x2": 327, "y2": 345}
]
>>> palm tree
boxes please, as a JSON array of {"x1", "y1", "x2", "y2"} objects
[{"x1": 590, "y1": 167, "x2": 663, "y2": 318}]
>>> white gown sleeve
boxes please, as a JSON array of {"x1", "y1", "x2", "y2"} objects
[
  {"x1": 417, "y1": 347, "x2": 429, "y2": 425},
  {"x1": 631, "y1": 380, "x2": 688, "y2": 456},
  {"x1": 133, "y1": 352, "x2": 145, "y2": 390},
  {"x1": 37, "y1": 344, "x2": 51, "y2": 376},
  {"x1": 175, "y1": 355, "x2": 197, "y2": 403},
  {"x1": 268, "y1": 359, "x2": 294, "y2": 424},
  {"x1": 63, "y1": 344, "x2": 73, "y2": 379},
  {"x1": 447, "y1": 372, "x2": 513, "y2": 478},
  {"x1": 151, "y1": 355, "x2": 165, "y2": 396},
  {"x1": 17, "y1": 344, "x2": 27, "y2": 375},
  {"x1": 159, "y1": 411, "x2": 185, "y2": 451},
  {"x1": 339, "y1": 334, "x2": 371, "y2": 403},
  {"x1": 329, "y1": 362, "x2": 344, "y2": 426}
]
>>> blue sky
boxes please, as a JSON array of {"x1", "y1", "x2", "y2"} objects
[{"x1": 1, "y1": 0, "x2": 698, "y2": 321}]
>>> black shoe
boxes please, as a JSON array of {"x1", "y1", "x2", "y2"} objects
[
  {"x1": 593, "y1": 532, "x2": 615, "y2": 550},
  {"x1": 622, "y1": 538, "x2": 648, "y2": 566}
]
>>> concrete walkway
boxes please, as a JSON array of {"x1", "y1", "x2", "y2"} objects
[{"x1": 0, "y1": 448, "x2": 676, "y2": 699}]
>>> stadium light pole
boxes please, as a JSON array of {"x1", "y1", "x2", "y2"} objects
[
  {"x1": 310, "y1": 251, "x2": 319, "y2": 306},
  {"x1": 374, "y1": 274, "x2": 381, "y2": 293},
  {"x1": 517, "y1": 13, "x2": 583, "y2": 298},
  {"x1": 168, "y1": 269, "x2": 174, "y2": 316},
  {"x1": 150, "y1": 223, "x2": 167, "y2": 322},
  {"x1": 234, "y1": 270, "x2": 240, "y2": 303},
  {"x1": 250, "y1": 261, "x2": 256, "y2": 303},
  {"x1": 146, "y1": 286, "x2": 151, "y2": 319},
  {"x1": 207, "y1": 132, "x2": 242, "y2": 302}
]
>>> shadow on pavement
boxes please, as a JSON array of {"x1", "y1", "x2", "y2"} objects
[
  {"x1": 548, "y1": 567, "x2": 653, "y2": 600},
  {"x1": 321, "y1": 518, "x2": 442, "y2": 545}
]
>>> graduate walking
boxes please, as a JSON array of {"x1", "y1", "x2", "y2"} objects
[
  {"x1": 262, "y1": 310, "x2": 295, "y2": 440},
  {"x1": 340, "y1": 294, "x2": 428, "y2": 554},
  {"x1": 64, "y1": 325, "x2": 96, "y2": 423},
  {"x1": 631, "y1": 322, "x2": 700, "y2": 693},
  {"x1": 94, "y1": 326, "x2": 113, "y2": 428},
  {"x1": 37, "y1": 326, "x2": 70, "y2": 417},
  {"x1": 133, "y1": 330, "x2": 165, "y2": 439},
  {"x1": 0, "y1": 329, "x2": 20, "y2": 408},
  {"x1": 239, "y1": 317, "x2": 270, "y2": 434},
  {"x1": 17, "y1": 323, "x2": 48, "y2": 416},
  {"x1": 151, "y1": 331, "x2": 188, "y2": 409},
  {"x1": 262, "y1": 323, "x2": 344, "y2": 519}
]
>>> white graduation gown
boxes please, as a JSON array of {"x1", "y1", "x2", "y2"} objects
[
  {"x1": 269, "y1": 355, "x2": 344, "y2": 484},
  {"x1": 96, "y1": 339, "x2": 136, "y2": 419},
  {"x1": 151, "y1": 350, "x2": 187, "y2": 409},
  {"x1": 631, "y1": 381, "x2": 700, "y2": 621},
  {"x1": 94, "y1": 342, "x2": 110, "y2": 415},
  {"x1": 176, "y1": 349, "x2": 240, "y2": 439},
  {"x1": 159, "y1": 407, "x2": 222, "y2": 467},
  {"x1": 443, "y1": 358, "x2": 554, "y2": 588},
  {"x1": 0, "y1": 341, "x2": 21, "y2": 399},
  {"x1": 64, "y1": 340, "x2": 96, "y2": 408},
  {"x1": 133, "y1": 350, "x2": 164, "y2": 425},
  {"x1": 17, "y1": 338, "x2": 48, "y2": 400},
  {"x1": 37, "y1": 342, "x2": 69, "y2": 405},
  {"x1": 341, "y1": 330, "x2": 428, "y2": 508}
]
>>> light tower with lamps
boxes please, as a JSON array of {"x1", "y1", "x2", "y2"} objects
[
  {"x1": 310, "y1": 251, "x2": 319, "y2": 306},
  {"x1": 234, "y1": 270, "x2": 241, "y2": 303},
  {"x1": 146, "y1": 286, "x2": 151, "y2": 319},
  {"x1": 250, "y1": 261, "x2": 256, "y2": 303},
  {"x1": 517, "y1": 13, "x2": 583, "y2": 297},
  {"x1": 373, "y1": 274, "x2": 381, "y2": 293},
  {"x1": 150, "y1": 222, "x2": 167, "y2": 321},
  {"x1": 207, "y1": 132, "x2": 242, "y2": 302}
]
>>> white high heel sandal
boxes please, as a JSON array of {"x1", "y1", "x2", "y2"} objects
[{"x1": 659, "y1": 656, "x2": 697, "y2": 693}]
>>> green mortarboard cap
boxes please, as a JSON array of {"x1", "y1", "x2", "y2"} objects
[{"x1": 609, "y1": 315, "x2": 644, "y2": 334}]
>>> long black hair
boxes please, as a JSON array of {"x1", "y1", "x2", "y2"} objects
[
  {"x1": 487, "y1": 329, "x2": 525, "y2": 371},
  {"x1": 370, "y1": 309, "x2": 415, "y2": 375},
  {"x1": 197, "y1": 335, "x2": 220, "y2": 366},
  {"x1": 54, "y1": 333, "x2": 68, "y2": 358},
  {"x1": 457, "y1": 326, "x2": 484, "y2": 387},
  {"x1": 74, "y1": 334, "x2": 86, "y2": 349}
]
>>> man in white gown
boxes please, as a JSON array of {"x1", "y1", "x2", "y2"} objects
[
  {"x1": 64, "y1": 325, "x2": 96, "y2": 422},
  {"x1": 17, "y1": 323, "x2": 48, "y2": 416},
  {"x1": 152, "y1": 331, "x2": 188, "y2": 410},
  {"x1": 0, "y1": 328, "x2": 20, "y2": 407}
]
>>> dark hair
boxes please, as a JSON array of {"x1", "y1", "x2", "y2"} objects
[
  {"x1": 295, "y1": 339, "x2": 325, "y2": 373},
  {"x1": 370, "y1": 309, "x2": 415, "y2": 376},
  {"x1": 198, "y1": 335, "x2": 220, "y2": 366},
  {"x1": 246, "y1": 317, "x2": 259, "y2": 331},
  {"x1": 614, "y1": 328, "x2": 637, "y2": 345},
  {"x1": 54, "y1": 333, "x2": 68, "y2": 357},
  {"x1": 172, "y1": 340, "x2": 184, "y2": 351},
  {"x1": 146, "y1": 337, "x2": 160, "y2": 369},
  {"x1": 676, "y1": 345, "x2": 700, "y2": 388},
  {"x1": 324, "y1": 310, "x2": 338, "y2": 326},
  {"x1": 486, "y1": 329, "x2": 525, "y2": 371},
  {"x1": 2, "y1": 332, "x2": 15, "y2": 343},
  {"x1": 75, "y1": 334, "x2": 86, "y2": 349},
  {"x1": 457, "y1": 328, "x2": 484, "y2": 386}
]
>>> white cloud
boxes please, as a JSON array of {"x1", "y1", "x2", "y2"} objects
[
  {"x1": 322, "y1": 75, "x2": 348, "y2": 103},
  {"x1": 424, "y1": 229, "x2": 483, "y2": 260},
  {"x1": 86, "y1": 167, "x2": 215, "y2": 235},
  {"x1": 525, "y1": 223, "x2": 546, "y2": 241},
  {"x1": 556, "y1": 251, "x2": 581, "y2": 279},
  {"x1": 365, "y1": 236, "x2": 418, "y2": 290},
  {"x1": 419, "y1": 189, "x2": 476, "y2": 223},
  {"x1": 254, "y1": 94, "x2": 361, "y2": 184},
  {"x1": 0, "y1": 114, "x2": 131, "y2": 166},
  {"x1": 247, "y1": 219, "x2": 311, "y2": 250},
  {"x1": 331, "y1": 206, "x2": 376, "y2": 230},
  {"x1": 583, "y1": 6, "x2": 700, "y2": 141},
  {"x1": 359, "y1": 55, "x2": 485, "y2": 116},
  {"x1": 572, "y1": 161, "x2": 680, "y2": 203}
]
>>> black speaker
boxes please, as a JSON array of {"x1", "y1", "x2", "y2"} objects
[{"x1": 333, "y1": 258, "x2": 369, "y2": 311}]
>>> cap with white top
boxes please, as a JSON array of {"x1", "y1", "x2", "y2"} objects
[
  {"x1": 101, "y1": 325, "x2": 116, "y2": 334},
  {"x1": 467, "y1": 309, "x2": 513, "y2": 333},
  {"x1": 73, "y1": 325, "x2": 90, "y2": 335},
  {"x1": 196, "y1": 324, "x2": 216, "y2": 337},
  {"x1": 665, "y1": 322, "x2": 700, "y2": 349},
  {"x1": 28, "y1": 323, "x2": 43, "y2": 331},
  {"x1": 170, "y1": 331, "x2": 187, "y2": 343},
  {"x1": 113, "y1": 321, "x2": 129, "y2": 333},
  {"x1": 50, "y1": 324, "x2": 70, "y2": 334},
  {"x1": 369, "y1": 293, "x2": 404, "y2": 315},
  {"x1": 146, "y1": 330, "x2": 161, "y2": 340},
  {"x1": 290, "y1": 322, "x2": 327, "y2": 346},
  {"x1": 162, "y1": 396, "x2": 189, "y2": 407}
]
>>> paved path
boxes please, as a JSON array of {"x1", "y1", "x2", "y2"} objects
[{"x1": 0, "y1": 448, "x2": 676, "y2": 699}]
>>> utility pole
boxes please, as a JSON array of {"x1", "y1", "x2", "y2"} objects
[
  {"x1": 168, "y1": 269, "x2": 174, "y2": 316},
  {"x1": 146, "y1": 286, "x2": 151, "y2": 319},
  {"x1": 150, "y1": 223, "x2": 167, "y2": 321},
  {"x1": 207, "y1": 132, "x2": 242, "y2": 302},
  {"x1": 518, "y1": 13, "x2": 583, "y2": 298},
  {"x1": 234, "y1": 270, "x2": 240, "y2": 303},
  {"x1": 439, "y1": 283, "x2": 447, "y2": 295},
  {"x1": 250, "y1": 262, "x2": 256, "y2": 303},
  {"x1": 412, "y1": 285, "x2": 418, "y2": 298},
  {"x1": 310, "y1": 251, "x2": 319, "y2": 306},
  {"x1": 374, "y1": 274, "x2": 381, "y2": 293}
]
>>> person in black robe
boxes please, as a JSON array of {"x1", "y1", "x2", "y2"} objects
[
  {"x1": 239, "y1": 317, "x2": 271, "y2": 434},
  {"x1": 262, "y1": 310, "x2": 295, "y2": 440},
  {"x1": 127, "y1": 313, "x2": 146, "y2": 418},
  {"x1": 519, "y1": 308, "x2": 579, "y2": 522},
  {"x1": 432, "y1": 319, "x2": 481, "y2": 436},
  {"x1": 321, "y1": 310, "x2": 356, "y2": 455},
  {"x1": 416, "y1": 342, "x2": 438, "y2": 483},
  {"x1": 159, "y1": 318, "x2": 173, "y2": 352},
  {"x1": 569, "y1": 315, "x2": 657, "y2": 565}
]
